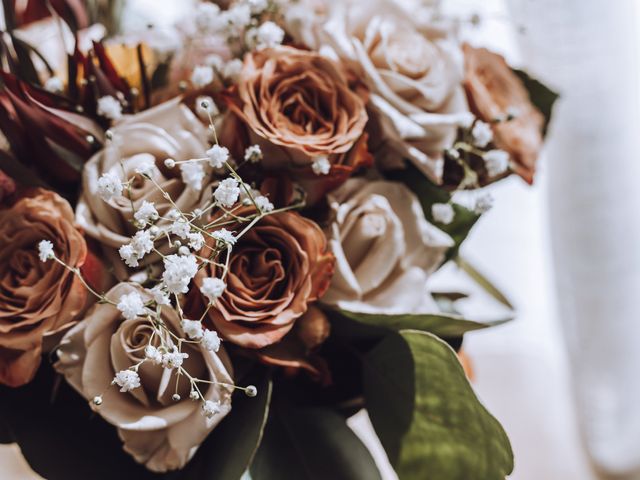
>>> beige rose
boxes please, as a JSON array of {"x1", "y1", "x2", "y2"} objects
[
  {"x1": 322, "y1": 178, "x2": 453, "y2": 314},
  {"x1": 55, "y1": 283, "x2": 233, "y2": 473},
  {"x1": 76, "y1": 98, "x2": 211, "y2": 278},
  {"x1": 320, "y1": 0, "x2": 469, "y2": 181},
  {"x1": 0, "y1": 189, "x2": 88, "y2": 387}
]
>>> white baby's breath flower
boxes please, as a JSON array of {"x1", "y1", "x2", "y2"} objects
[
  {"x1": 134, "y1": 201, "x2": 158, "y2": 226},
  {"x1": 181, "y1": 319, "x2": 204, "y2": 340},
  {"x1": 206, "y1": 145, "x2": 229, "y2": 169},
  {"x1": 195, "y1": 96, "x2": 219, "y2": 120},
  {"x1": 245, "y1": 0, "x2": 268, "y2": 14},
  {"x1": 144, "y1": 345, "x2": 163, "y2": 365},
  {"x1": 38, "y1": 240, "x2": 54, "y2": 262},
  {"x1": 471, "y1": 121, "x2": 493, "y2": 148},
  {"x1": 97, "y1": 171, "x2": 123, "y2": 202},
  {"x1": 113, "y1": 369, "x2": 141, "y2": 392},
  {"x1": 484, "y1": 150, "x2": 510, "y2": 177},
  {"x1": 225, "y1": 3, "x2": 251, "y2": 28},
  {"x1": 202, "y1": 399, "x2": 221, "y2": 418},
  {"x1": 201, "y1": 277, "x2": 226, "y2": 303},
  {"x1": 134, "y1": 156, "x2": 156, "y2": 177},
  {"x1": 244, "y1": 144, "x2": 262, "y2": 163},
  {"x1": 161, "y1": 350, "x2": 189, "y2": 369},
  {"x1": 117, "y1": 291, "x2": 146, "y2": 320},
  {"x1": 255, "y1": 195, "x2": 274, "y2": 212},
  {"x1": 162, "y1": 254, "x2": 198, "y2": 294},
  {"x1": 214, "y1": 178, "x2": 241, "y2": 208},
  {"x1": 147, "y1": 284, "x2": 170, "y2": 305},
  {"x1": 131, "y1": 229, "x2": 154, "y2": 257},
  {"x1": 119, "y1": 244, "x2": 139, "y2": 267},
  {"x1": 97, "y1": 95, "x2": 123, "y2": 121},
  {"x1": 191, "y1": 65, "x2": 214, "y2": 87},
  {"x1": 211, "y1": 228, "x2": 236, "y2": 245},
  {"x1": 474, "y1": 193, "x2": 494, "y2": 214},
  {"x1": 431, "y1": 203, "x2": 455, "y2": 225},
  {"x1": 195, "y1": 3, "x2": 221, "y2": 32},
  {"x1": 249, "y1": 21, "x2": 285, "y2": 50},
  {"x1": 44, "y1": 76, "x2": 64, "y2": 93},
  {"x1": 188, "y1": 232, "x2": 205, "y2": 251},
  {"x1": 167, "y1": 209, "x2": 180, "y2": 221},
  {"x1": 180, "y1": 161, "x2": 206, "y2": 191},
  {"x1": 204, "y1": 54, "x2": 224, "y2": 70},
  {"x1": 222, "y1": 59, "x2": 243, "y2": 82},
  {"x1": 171, "y1": 218, "x2": 191, "y2": 239},
  {"x1": 311, "y1": 156, "x2": 331, "y2": 175},
  {"x1": 202, "y1": 330, "x2": 221, "y2": 352}
]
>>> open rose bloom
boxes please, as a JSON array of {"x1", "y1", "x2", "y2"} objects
[{"x1": 0, "y1": 0, "x2": 555, "y2": 478}]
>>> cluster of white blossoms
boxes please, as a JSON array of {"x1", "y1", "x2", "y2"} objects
[
  {"x1": 188, "y1": 0, "x2": 285, "y2": 89},
  {"x1": 39, "y1": 112, "x2": 301, "y2": 419}
]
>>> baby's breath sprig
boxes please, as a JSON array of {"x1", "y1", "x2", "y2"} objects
[{"x1": 37, "y1": 104, "x2": 306, "y2": 419}]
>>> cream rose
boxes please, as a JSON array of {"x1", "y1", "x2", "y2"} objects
[
  {"x1": 55, "y1": 283, "x2": 233, "y2": 473},
  {"x1": 322, "y1": 178, "x2": 453, "y2": 314},
  {"x1": 76, "y1": 97, "x2": 211, "y2": 279},
  {"x1": 320, "y1": 0, "x2": 469, "y2": 181}
]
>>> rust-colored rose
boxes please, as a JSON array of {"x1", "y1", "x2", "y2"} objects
[
  {"x1": 0, "y1": 189, "x2": 87, "y2": 387},
  {"x1": 196, "y1": 208, "x2": 335, "y2": 349},
  {"x1": 462, "y1": 44, "x2": 545, "y2": 184},
  {"x1": 223, "y1": 46, "x2": 371, "y2": 203}
]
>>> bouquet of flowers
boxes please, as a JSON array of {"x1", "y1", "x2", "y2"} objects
[{"x1": 0, "y1": 1, "x2": 557, "y2": 479}]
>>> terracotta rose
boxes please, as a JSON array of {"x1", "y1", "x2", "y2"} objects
[
  {"x1": 55, "y1": 283, "x2": 234, "y2": 472},
  {"x1": 196, "y1": 208, "x2": 335, "y2": 349},
  {"x1": 223, "y1": 46, "x2": 371, "y2": 203},
  {"x1": 462, "y1": 44, "x2": 545, "y2": 184},
  {"x1": 0, "y1": 189, "x2": 87, "y2": 387}
]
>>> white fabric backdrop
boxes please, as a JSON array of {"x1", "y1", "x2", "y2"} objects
[{"x1": 508, "y1": 0, "x2": 640, "y2": 477}]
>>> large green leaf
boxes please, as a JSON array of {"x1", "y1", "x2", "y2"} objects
[
  {"x1": 336, "y1": 309, "x2": 510, "y2": 338},
  {"x1": 513, "y1": 69, "x2": 559, "y2": 137},
  {"x1": 250, "y1": 398, "x2": 382, "y2": 480},
  {"x1": 386, "y1": 165, "x2": 480, "y2": 260},
  {"x1": 363, "y1": 331, "x2": 513, "y2": 480}
]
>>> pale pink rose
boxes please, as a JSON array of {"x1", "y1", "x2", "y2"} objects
[
  {"x1": 55, "y1": 283, "x2": 234, "y2": 473},
  {"x1": 319, "y1": 0, "x2": 470, "y2": 181},
  {"x1": 76, "y1": 98, "x2": 211, "y2": 279},
  {"x1": 322, "y1": 178, "x2": 454, "y2": 314}
]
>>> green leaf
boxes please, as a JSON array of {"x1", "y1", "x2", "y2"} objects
[
  {"x1": 513, "y1": 69, "x2": 559, "y2": 137},
  {"x1": 174, "y1": 367, "x2": 272, "y2": 480},
  {"x1": 455, "y1": 257, "x2": 514, "y2": 310},
  {"x1": 335, "y1": 309, "x2": 509, "y2": 338},
  {"x1": 386, "y1": 164, "x2": 480, "y2": 260},
  {"x1": 250, "y1": 399, "x2": 382, "y2": 480},
  {"x1": 363, "y1": 331, "x2": 513, "y2": 480}
]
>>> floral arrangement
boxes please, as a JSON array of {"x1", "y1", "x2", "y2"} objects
[{"x1": 0, "y1": 1, "x2": 557, "y2": 479}]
